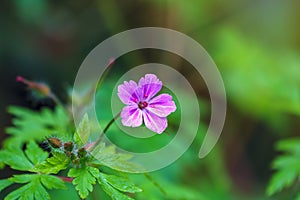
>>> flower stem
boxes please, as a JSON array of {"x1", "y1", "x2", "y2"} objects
[
  {"x1": 144, "y1": 173, "x2": 167, "y2": 196},
  {"x1": 89, "y1": 112, "x2": 121, "y2": 151}
]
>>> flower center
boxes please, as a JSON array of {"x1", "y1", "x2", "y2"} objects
[{"x1": 138, "y1": 101, "x2": 148, "y2": 110}]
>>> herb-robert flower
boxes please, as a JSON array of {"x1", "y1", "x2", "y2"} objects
[{"x1": 118, "y1": 74, "x2": 176, "y2": 134}]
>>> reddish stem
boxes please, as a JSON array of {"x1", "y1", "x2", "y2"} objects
[{"x1": 57, "y1": 176, "x2": 73, "y2": 183}]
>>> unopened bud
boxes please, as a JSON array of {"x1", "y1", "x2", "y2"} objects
[
  {"x1": 78, "y1": 147, "x2": 87, "y2": 158},
  {"x1": 16, "y1": 76, "x2": 51, "y2": 97},
  {"x1": 47, "y1": 137, "x2": 62, "y2": 149},
  {"x1": 63, "y1": 141, "x2": 74, "y2": 152}
]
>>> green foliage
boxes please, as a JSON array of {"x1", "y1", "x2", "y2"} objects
[
  {"x1": 3, "y1": 174, "x2": 66, "y2": 200},
  {"x1": 214, "y1": 29, "x2": 300, "y2": 120},
  {"x1": 92, "y1": 143, "x2": 143, "y2": 173},
  {"x1": 0, "y1": 146, "x2": 34, "y2": 171},
  {"x1": 35, "y1": 152, "x2": 70, "y2": 174},
  {"x1": 1, "y1": 78, "x2": 209, "y2": 199},
  {"x1": 98, "y1": 173, "x2": 139, "y2": 200},
  {"x1": 0, "y1": 140, "x2": 68, "y2": 199},
  {"x1": 0, "y1": 179, "x2": 13, "y2": 193},
  {"x1": 0, "y1": 141, "x2": 48, "y2": 171},
  {"x1": 100, "y1": 173, "x2": 142, "y2": 193},
  {"x1": 68, "y1": 166, "x2": 100, "y2": 199},
  {"x1": 73, "y1": 113, "x2": 90, "y2": 146},
  {"x1": 5, "y1": 106, "x2": 70, "y2": 147},
  {"x1": 25, "y1": 140, "x2": 49, "y2": 165},
  {"x1": 267, "y1": 138, "x2": 300, "y2": 197}
]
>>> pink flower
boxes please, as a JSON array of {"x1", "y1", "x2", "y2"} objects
[{"x1": 118, "y1": 74, "x2": 176, "y2": 134}]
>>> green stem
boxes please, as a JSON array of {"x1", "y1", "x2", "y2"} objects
[
  {"x1": 89, "y1": 112, "x2": 121, "y2": 151},
  {"x1": 144, "y1": 173, "x2": 167, "y2": 196},
  {"x1": 75, "y1": 59, "x2": 114, "y2": 116}
]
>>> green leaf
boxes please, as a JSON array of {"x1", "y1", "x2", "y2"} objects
[
  {"x1": 92, "y1": 143, "x2": 143, "y2": 173},
  {"x1": 98, "y1": 173, "x2": 134, "y2": 200},
  {"x1": 0, "y1": 179, "x2": 13, "y2": 192},
  {"x1": 6, "y1": 175, "x2": 49, "y2": 200},
  {"x1": 25, "y1": 140, "x2": 49, "y2": 165},
  {"x1": 0, "y1": 161, "x2": 4, "y2": 169},
  {"x1": 267, "y1": 170, "x2": 297, "y2": 196},
  {"x1": 74, "y1": 113, "x2": 90, "y2": 146},
  {"x1": 35, "y1": 152, "x2": 70, "y2": 174},
  {"x1": 5, "y1": 106, "x2": 70, "y2": 147},
  {"x1": 68, "y1": 166, "x2": 100, "y2": 199},
  {"x1": 40, "y1": 174, "x2": 66, "y2": 190},
  {"x1": 272, "y1": 155, "x2": 300, "y2": 171},
  {"x1": 100, "y1": 173, "x2": 142, "y2": 193},
  {"x1": 0, "y1": 141, "x2": 50, "y2": 172},
  {"x1": 9, "y1": 174, "x2": 36, "y2": 183},
  {"x1": 5, "y1": 174, "x2": 64, "y2": 200},
  {"x1": 276, "y1": 138, "x2": 300, "y2": 155},
  {"x1": 0, "y1": 147, "x2": 33, "y2": 171},
  {"x1": 267, "y1": 138, "x2": 300, "y2": 197}
]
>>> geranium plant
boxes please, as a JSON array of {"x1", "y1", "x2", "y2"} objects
[{"x1": 0, "y1": 74, "x2": 176, "y2": 200}]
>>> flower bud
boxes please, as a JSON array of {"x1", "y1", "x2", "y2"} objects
[
  {"x1": 47, "y1": 137, "x2": 62, "y2": 149},
  {"x1": 63, "y1": 141, "x2": 74, "y2": 152},
  {"x1": 16, "y1": 76, "x2": 51, "y2": 98},
  {"x1": 78, "y1": 147, "x2": 87, "y2": 158}
]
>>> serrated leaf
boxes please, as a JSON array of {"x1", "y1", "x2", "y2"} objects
[
  {"x1": 272, "y1": 155, "x2": 300, "y2": 170},
  {"x1": 68, "y1": 166, "x2": 99, "y2": 199},
  {"x1": 267, "y1": 170, "x2": 297, "y2": 196},
  {"x1": 276, "y1": 139, "x2": 300, "y2": 155},
  {"x1": 5, "y1": 175, "x2": 50, "y2": 200},
  {"x1": 92, "y1": 143, "x2": 143, "y2": 173},
  {"x1": 98, "y1": 173, "x2": 134, "y2": 200},
  {"x1": 25, "y1": 140, "x2": 49, "y2": 165},
  {"x1": 5, "y1": 106, "x2": 70, "y2": 147},
  {"x1": 0, "y1": 179, "x2": 13, "y2": 192},
  {"x1": 101, "y1": 173, "x2": 142, "y2": 193},
  {"x1": 74, "y1": 114, "x2": 90, "y2": 146},
  {"x1": 4, "y1": 174, "x2": 65, "y2": 200},
  {"x1": 0, "y1": 141, "x2": 50, "y2": 172},
  {"x1": 9, "y1": 174, "x2": 36, "y2": 183},
  {"x1": 267, "y1": 138, "x2": 300, "y2": 197},
  {"x1": 40, "y1": 175, "x2": 66, "y2": 190},
  {"x1": 35, "y1": 152, "x2": 70, "y2": 174},
  {"x1": 0, "y1": 147, "x2": 33, "y2": 171}
]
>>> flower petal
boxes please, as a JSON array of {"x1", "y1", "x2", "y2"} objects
[
  {"x1": 121, "y1": 105, "x2": 143, "y2": 127},
  {"x1": 118, "y1": 80, "x2": 139, "y2": 105},
  {"x1": 143, "y1": 110, "x2": 167, "y2": 134},
  {"x1": 147, "y1": 94, "x2": 177, "y2": 117},
  {"x1": 138, "y1": 74, "x2": 162, "y2": 101}
]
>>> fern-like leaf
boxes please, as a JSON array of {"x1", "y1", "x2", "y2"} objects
[
  {"x1": 68, "y1": 166, "x2": 100, "y2": 199},
  {"x1": 267, "y1": 138, "x2": 300, "y2": 196}
]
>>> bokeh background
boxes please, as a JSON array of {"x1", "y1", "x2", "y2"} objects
[{"x1": 1, "y1": 0, "x2": 300, "y2": 199}]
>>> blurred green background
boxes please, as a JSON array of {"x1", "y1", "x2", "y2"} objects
[{"x1": 1, "y1": 0, "x2": 300, "y2": 199}]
